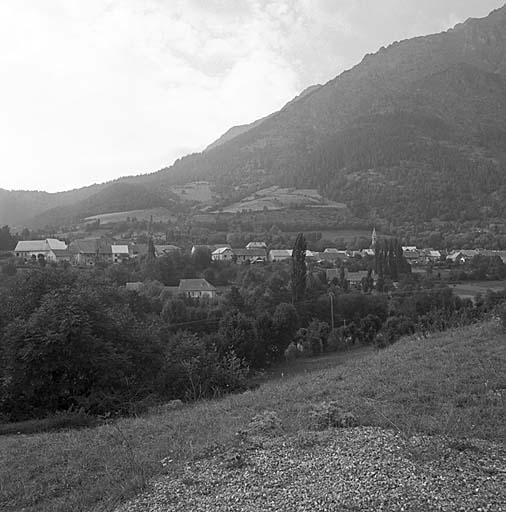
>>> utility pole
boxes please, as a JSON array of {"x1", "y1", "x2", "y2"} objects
[{"x1": 328, "y1": 292, "x2": 335, "y2": 331}]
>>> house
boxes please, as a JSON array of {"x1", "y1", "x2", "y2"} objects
[
  {"x1": 347, "y1": 270, "x2": 374, "y2": 288},
  {"x1": 403, "y1": 247, "x2": 421, "y2": 263},
  {"x1": 323, "y1": 248, "x2": 340, "y2": 254},
  {"x1": 425, "y1": 250, "x2": 442, "y2": 261},
  {"x1": 361, "y1": 249, "x2": 375, "y2": 257},
  {"x1": 326, "y1": 268, "x2": 375, "y2": 288},
  {"x1": 212, "y1": 247, "x2": 235, "y2": 261},
  {"x1": 191, "y1": 244, "x2": 228, "y2": 256},
  {"x1": 269, "y1": 249, "x2": 292, "y2": 262},
  {"x1": 48, "y1": 248, "x2": 71, "y2": 263},
  {"x1": 14, "y1": 238, "x2": 68, "y2": 263},
  {"x1": 111, "y1": 245, "x2": 130, "y2": 263},
  {"x1": 305, "y1": 250, "x2": 320, "y2": 260},
  {"x1": 14, "y1": 240, "x2": 48, "y2": 261},
  {"x1": 69, "y1": 239, "x2": 112, "y2": 266},
  {"x1": 233, "y1": 248, "x2": 267, "y2": 263},
  {"x1": 493, "y1": 251, "x2": 506, "y2": 264},
  {"x1": 447, "y1": 250, "x2": 479, "y2": 264},
  {"x1": 178, "y1": 279, "x2": 217, "y2": 299},
  {"x1": 246, "y1": 241, "x2": 267, "y2": 250}
]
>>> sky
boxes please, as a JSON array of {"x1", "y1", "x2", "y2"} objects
[{"x1": 0, "y1": 0, "x2": 504, "y2": 193}]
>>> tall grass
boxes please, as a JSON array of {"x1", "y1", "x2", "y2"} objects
[{"x1": 1, "y1": 321, "x2": 505, "y2": 512}]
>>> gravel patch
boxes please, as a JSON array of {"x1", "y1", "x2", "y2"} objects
[{"x1": 116, "y1": 427, "x2": 506, "y2": 511}]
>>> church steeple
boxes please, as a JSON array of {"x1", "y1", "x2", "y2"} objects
[{"x1": 371, "y1": 227, "x2": 377, "y2": 248}]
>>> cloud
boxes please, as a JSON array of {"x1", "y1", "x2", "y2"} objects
[{"x1": 0, "y1": 0, "x2": 504, "y2": 191}]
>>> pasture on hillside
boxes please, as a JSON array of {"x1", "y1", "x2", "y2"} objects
[{"x1": 1, "y1": 320, "x2": 505, "y2": 512}]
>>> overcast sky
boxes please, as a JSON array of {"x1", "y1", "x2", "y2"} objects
[{"x1": 0, "y1": 0, "x2": 504, "y2": 193}]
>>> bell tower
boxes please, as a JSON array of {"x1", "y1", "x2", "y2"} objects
[{"x1": 371, "y1": 227, "x2": 377, "y2": 248}]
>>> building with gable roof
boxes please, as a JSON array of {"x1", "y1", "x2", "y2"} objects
[
  {"x1": 14, "y1": 238, "x2": 69, "y2": 263},
  {"x1": 178, "y1": 278, "x2": 217, "y2": 299},
  {"x1": 211, "y1": 246, "x2": 235, "y2": 261},
  {"x1": 269, "y1": 249, "x2": 292, "y2": 262}
]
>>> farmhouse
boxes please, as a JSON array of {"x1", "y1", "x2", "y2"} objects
[
  {"x1": 269, "y1": 249, "x2": 292, "y2": 262},
  {"x1": 111, "y1": 245, "x2": 130, "y2": 263},
  {"x1": 212, "y1": 247, "x2": 235, "y2": 261},
  {"x1": 447, "y1": 250, "x2": 479, "y2": 264},
  {"x1": 14, "y1": 238, "x2": 69, "y2": 263},
  {"x1": 246, "y1": 241, "x2": 267, "y2": 250},
  {"x1": 425, "y1": 249, "x2": 442, "y2": 261},
  {"x1": 178, "y1": 279, "x2": 217, "y2": 299},
  {"x1": 69, "y1": 239, "x2": 113, "y2": 265}
]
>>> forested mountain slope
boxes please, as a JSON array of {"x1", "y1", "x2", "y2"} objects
[
  {"x1": 137, "y1": 5, "x2": 506, "y2": 223},
  {"x1": 2, "y1": 5, "x2": 506, "y2": 228}
]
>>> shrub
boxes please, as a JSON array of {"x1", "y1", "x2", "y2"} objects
[
  {"x1": 244, "y1": 411, "x2": 282, "y2": 437},
  {"x1": 309, "y1": 401, "x2": 357, "y2": 430},
  {"x1": 284, "y1": 342, "x2": 299, "y2": 361},
  {"x1": 294, "y1": 320, "x2": 330, "y2": 356}
]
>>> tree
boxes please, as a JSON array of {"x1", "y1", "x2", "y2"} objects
[
  {"x1": 147, "y1": 237, "x2": 156, "y2": 261},
  {"x1": 291, "y1": 233, "x2": 307, "y2": 303},
  {"x1": 225, "y1": 286, "x2": 245, "y2": 312},
  {"x1": 192, "y1": 247, "x2": 212, "y2": 270},
  {"x1": 0, "y1": 225, "x2": 17, "y2": 251}
]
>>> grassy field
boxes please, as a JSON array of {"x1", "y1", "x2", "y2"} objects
[
  {"x1": 1, "y1": 321, "x2": 505, "y2": 512},
  {"x1": 450, "y1": 280, "x2": 506, "y2": 300},
  {"x1": 84, "y1": 207, "x2": 175, "y2": 224},
  {"x1": 220, "y1": 186, "x2": 346, "y2": 213}
]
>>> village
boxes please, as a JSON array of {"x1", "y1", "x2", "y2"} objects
[{"x1": 10, "y1": 228, "x2": 506, "y2": 300}]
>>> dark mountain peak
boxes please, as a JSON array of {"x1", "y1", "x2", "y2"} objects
[{"x1": 205, "y1": 84, "x2": 322, "y2": 152}]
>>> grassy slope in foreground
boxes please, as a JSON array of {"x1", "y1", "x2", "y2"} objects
[{"x1": 1, "y1": 321, "x2": 505, "y2": 512}]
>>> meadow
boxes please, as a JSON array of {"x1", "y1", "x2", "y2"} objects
[{"x1": 1, "y1": 321, "x2": 505, "y2": 512}]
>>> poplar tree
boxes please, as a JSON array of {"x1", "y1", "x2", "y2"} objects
[{"x1": 291, "y1": 233, "x2": 307, "y2": 303}]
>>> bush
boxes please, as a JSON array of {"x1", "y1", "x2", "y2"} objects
[
  {"x1": 309, "y1": 401, "x2": 357, "y2": 431},
  {"x1": 380, "y1": 315, "x2": 416, "y2": 346},
  {"x1": 294, "y1": 320, "x2": 330, "y2": 356},
  {"x1": 284, "y1": 342, "x2": 299, "y2": 361},
  {"x1": 327, "y1": 329, "x2": 350, "y2": 352},
  {"x1": 244, "y1": 411, "x2": 282, "y2": 437}
]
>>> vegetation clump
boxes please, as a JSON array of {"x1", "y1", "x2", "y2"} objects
[{"x1": 309, "y1": 401, "x2": 358, "y2": 431}]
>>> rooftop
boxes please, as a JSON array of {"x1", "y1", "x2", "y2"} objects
[{"x1": 178, "y1": 279, "x2": 216, "y2": 292}]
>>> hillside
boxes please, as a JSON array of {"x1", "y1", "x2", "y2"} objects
[
  {"x1": 2, "y1": 321, "x2": 505, "y2": 511},
  {"x1": 204, "y1": 85, "x2": 322, "y2": 151},
  {"x1": 2, "y1": 5, "x2": 506, "y2": 229},
  {"x1": 137, "y1": 5, "x2": 506, "y2": 223},
  {"x1": 25, "y1": 182, "x2": 178, "y2": 229}
]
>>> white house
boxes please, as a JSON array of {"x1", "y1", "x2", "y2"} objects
[
  {"x1": 246, "y1": 241, "x2": 267, "y2": 250},
  {"x1": 178, "y1": 279, "x2": 217, "y2": 299},
  {"x1": 14, "y1": 238, "x2": 68, "y2": 262},
  {"x1": 111, "y1": 245, "x2": 130, "y2": 263},
  {"x1": 269, "y1": 249, "x2": 292, "y2": 262},
  {"x1": 447, "y1": 250, "x2": 478, "y2": 264},
  {"x1": 211, "y1": 247, "x2": 235, "y2": 261}
]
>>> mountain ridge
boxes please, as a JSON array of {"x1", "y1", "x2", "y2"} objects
[{"x1": 2, "y1": 4, "x2": 506, "y2": 229}]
